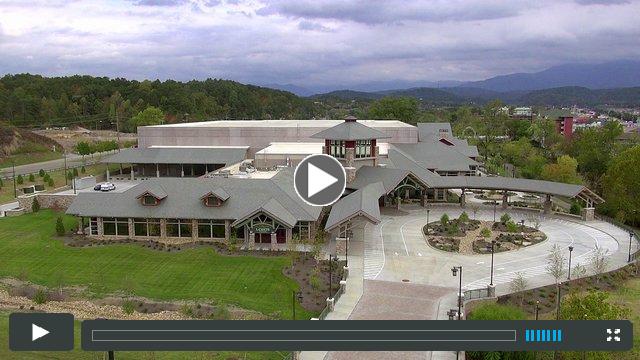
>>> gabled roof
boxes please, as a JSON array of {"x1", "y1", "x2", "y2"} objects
[
  {"x1": 67, "y1": 171, "x2": 321, "y2": 223},
  {"x1": 383, "y1": 149, "x2": 443, "y2": 187},
  {"x1": 200, "y1": 187, "x2": 230, "y2": 201},
  {"x1": 325, "y1": 182, "x2": 386, "y2": 231},
  {"x1": 231, "y1": 198, "x2": 297, "y2": 228},
  {"x1": 103, "y1": 147, "x2": 248, "y2": 165},
  {"x1": 135, "y1": 183, "x2": 168, "y2": 200},
  {"x1": 417, "y1": 122, "x2": 453, "y2": 141},
  {"x1": 391, "y1": 142, "x2": 479, "y2": 172},
  {"x1": 310, "y1": 121, "x2": 391, "y2": 141},
  {"x1": 348, "y1": 166, "x2": 411, "y2": 194}
]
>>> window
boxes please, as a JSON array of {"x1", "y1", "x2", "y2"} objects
[
  {"x1": 198, "y1": 220, "x2": 226, "y2": 238},
  {"x1": 166, "y1": 219, "x2": 192, "y2": 238},
  {"x1": 142, "y1": 195, "x2": 158, "y2": 206},
  {"x1": 355, "y1": 140, "x2": 372, "y2": 158},
  {"x1": 292, "y1": 221, "x2": 310, "y2": 241},
  {"x1": 103, "y1": 217, "x2": 129, "y2": 236},
  {"x1": 133, "y1": 218, "x2": 160, "y2": 237},
  {"x1": 90, "y1": 217, "x2": 98, "y2": 236},
  {"x1": 204, "y1": 196, "x2": 223, "y2": 207},
  {"x1": 329, "y1": 140, "x2": 345, "y2": 158}
]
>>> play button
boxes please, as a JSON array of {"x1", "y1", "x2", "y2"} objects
[
  {"x1": 294, "y1": 154, "x2": 346, "y2": 206},
  {"x1": 32, "y1": 323, "x2": 50, "y2": 341},
  {"x1": 9, "y1": 313, "x2": 74, "y2": 351}
]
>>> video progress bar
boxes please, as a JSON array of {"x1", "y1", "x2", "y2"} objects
[{"x1": 91, "y1": 329, "x2": 516, "y2": 343}]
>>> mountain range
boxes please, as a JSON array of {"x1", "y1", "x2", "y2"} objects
[{"x1": 264, "y1": 60, "x2": 640, "y2": 105}]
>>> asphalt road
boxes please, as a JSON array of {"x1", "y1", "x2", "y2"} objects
[{"x1": 0, "y1": 151, "x2": 114, "y2": 179}]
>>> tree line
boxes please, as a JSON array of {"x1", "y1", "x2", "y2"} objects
[{"x1": 0, "y1": 74, "x2": 319, "y2": 130}]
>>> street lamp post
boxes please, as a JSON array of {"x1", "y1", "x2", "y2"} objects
[
  {"x1": 426, "y1": 209, "x2": 431, "y2": 235},
  {"x1": 12, "y1": 161, "x2": 17, "y2": 198},
  {"x1": 64, "y1": 152, "x2": 68, "y2": 186},
  {"x1": 535, "y1": 300, "x2": 540, "y2": 320},
  {"x1": 451, "y1": 266, "x2": 463, "y2": 320},
  {"x1": 292, "y1": 290, "x2": 302, "y2": 320},
  {"x1": 489, "y1": 240, "x2": 496, "y2": 286},
  {"x1": 345, "y1": 235, "x2": 349, "y2": 268},
  {"x1": 628, "y1": 232, "x2": 634, "y2": 263},
  {"x1": 328, "y1": 254, "x2": 338, "y2": 300},
  {"x1": 567, "y1": 246, "x2": 574, "y2": 280},
  {"x1": 493, "y1": 201, "x2": 497, "y2": 222}
]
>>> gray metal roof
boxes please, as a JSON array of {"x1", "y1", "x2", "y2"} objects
[
  {"x1": 67, "y1": 170, "x2": 321, "y2": 225},
  {"x1": 231, "y1": 198, "x2": 297, "y2": 228},
  {"x1": 310, "y1": 121, "x2": 391, "y2": 141},
  {"x1": 431, "y1": 176, "x2": 589, "y2": 198},
  {"x1": 135, "y1": 183, "x2": 168, "y2": 199},
  {"x1": 417, "y1": 122, "x2": 453, "y2": 141},
  {"x1": 383, "y1": 149, "x2": 443, "y2": 187},
  {"x1": 102, "y1": 147, "x2": 248, "y2": 165},
  {"x1": 348, "y1": 166, "x2": 410, "y2": 194},
  {"x1": 325, "y1": 181, "x2": 386, "y2": 231},
  {"x1": 391, "y1": 142, "x2": 479, "y2": 172}
]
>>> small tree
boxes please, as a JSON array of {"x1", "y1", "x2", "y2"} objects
[
  {"x1": 55, "y1": 217, "x2": 65, "y2": 236},
  {"x1": 561, "y1": 291, "x2": 629, "y2": 320},
  {"x1": 470, "y1": 204, "x2": 479, "y2": 220},
  {"x1": 505, "y1": 221, "x2": 519, "y2": 233},
  {"x1": 458, "y1": 211, "x2": 470, "y2": 223},
  {"x1": 17, "y1": 174, "x2": 24, "y2": 185},
  {"x1": 287, "y1": 234, "x2": 300, "y2": 268},
  {"x1": 500, "y1": 213, "x2": 511, "y2": 224},
  {"x1": 28, "y1": 173, "x2": 35, "y2": 182},
  {"x1": 31, "y1": 197, "x2": 40, "y2": 212},
  {"x1": 480, "y1": 227, "x2": 492, "y2": 239},
  {"x1": 81, "y1": 166, "x2": 86, "y2": 174},
  {"x1": 572, "y1": 263, "x2": 587, "y2": 279},
  {"x1": 590, "y1": 246, "x2": 610, "y2": 283},
  {"x1": 72, "y1": 168, "x2": 79, "y2": 177},
  {"x1": 47, "y1": 178, "x2": 55, "y2": 187},
  {"x1": 66, "y1": 171, "x2": 73, "y2": 180},
  {"x1": 43, "y1": 173, "x2": 51, "y2": 182},
  {"x1": 546, "y1": 244, "x2": 567, "y2": 284},
  {"x1": 38, "y1": 169, "x2": 45, "y2": 177},
  {"x1": 509, "y1": 272, "x2": 528, "y2": 306},
  {"x1": 440, "y1": 213, "x2": 450, "y2": 227}
]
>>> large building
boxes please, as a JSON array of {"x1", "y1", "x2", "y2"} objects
[{"x1": 67, "y1": 117, "x2": 602, "y2": 248}]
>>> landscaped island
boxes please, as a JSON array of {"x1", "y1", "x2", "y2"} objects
[{"x1": 424, "y1": 212, "x2": 547, "y2": 254}]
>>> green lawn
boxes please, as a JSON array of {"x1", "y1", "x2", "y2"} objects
[
  {"x1": 0, "y1": 312, "x2": 288, "y2": 360},
  {"x1": 0, "y1": 210, "x2": 312, "y2": 319},
  {"x1": 0, "y1": 151, "x2": 63, "y2": 169},
  {"x1": 610, "y1": 278, "x2": 640, "y2": 359}
]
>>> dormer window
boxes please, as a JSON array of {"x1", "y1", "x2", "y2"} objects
[
  {"x1": 143, "y1": 195, "x2": 159, "y2": 206},
  {"x1": 204, "y1": 195, "x2": 224, "y2": 207}
]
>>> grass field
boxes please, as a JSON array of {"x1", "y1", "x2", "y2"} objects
[
  {"x1": 610, "y1": 277, "x2": 640, "y2": 359},
  {"x1": 0, "y1": 312, "x2": 288, "y2": 359},
  {"x1": 0, "y1": 210, "x2": 312, "y2": 319},
  {"x1": 0, "y1": 151, "x2": 63, "y2": 169}
]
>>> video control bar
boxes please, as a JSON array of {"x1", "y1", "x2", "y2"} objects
[{"x1": 81, "y1": 320, "x2": 633, "y2": 351}]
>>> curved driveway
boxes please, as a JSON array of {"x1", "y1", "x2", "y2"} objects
[{"x1": 365, "y1": 205, "x2": 632, "y2": 294}]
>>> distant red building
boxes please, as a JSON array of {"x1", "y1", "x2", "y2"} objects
[{"x1": 540, "y1": 109, "x2": 574, "y2": 140}]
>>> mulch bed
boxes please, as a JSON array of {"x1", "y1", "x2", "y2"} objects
[
  {"x1": 282, "y1": 254, "x2": 345, "y2": 312},
  {"x1": 499, "y1": 264, "x2": 639, "y2": 316}
]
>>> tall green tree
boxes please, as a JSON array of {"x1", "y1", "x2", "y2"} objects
[
  {"x1": 601, "y1": 145, "x2": 640, "y2": 225},
  {"x1": 570, "y1": 121, "x2": 623, "y2": 192},
  {"x1": 128, "y1": 106, "x2": 165, "y2": 130},
  {"x1": 541, "y1": 155, "x2": 582, "y2": 184},
  {"x1": 367, "y1": 97, "x2": 419, "y2": 123}
]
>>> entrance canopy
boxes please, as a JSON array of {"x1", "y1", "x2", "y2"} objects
[{"x1": 325, "y1": 182, "x2": 386, "y2": 232}]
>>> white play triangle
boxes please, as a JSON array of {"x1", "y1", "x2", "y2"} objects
[
  {"x1": 32, "y1": 323, "x2": 49, "y2": 341},
  {"x1": 307, "y1": 163, "x2": 338, "y2": 198}
]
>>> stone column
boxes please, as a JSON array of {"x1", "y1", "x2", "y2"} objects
[
  {"x1": 160, "y1": 218, "x2": 167, "y2": 238},
  {"x1": 581, "y1": 207, "x2": 595, "y2": 221},
  {"x1": 128, "y1": 218, "x2": 134, "y2": 238},
  {"x1": 420, "y1": 189, "x2": 425, "y2": 207},
  {"x1": 543, "y1": 194, "x2": 552, "y2": 214},
  {"x1": 106, "y1": 168, "x2": 110, "y2": 181},
  {"x1": 77, "y1": 217, "x2": 84, "y2": 235},
  {"x1": 224, "y1": 220, "x2": 231, "y2": 242},
  {"x1": 97, "y1": 217, "x2": 104, "y2": 236},
  {"x1": 249, "y1": 232, "x2": 255, "y2": 249},
  {"x1": 271, "y1": 233, "x2": 277, "y2": 250},
  {"x1": 345, "y1": 167, "x2": 356, "y2": 183},
  {"x1": 156, "y1": 163, "x2": 160, "y2": 178},
  {"x1": 181, "y1": 164, "x2": 185, "y2": 178},
  {"x1": 372, "y1": 146, "x2": 380, "y2": 166},
  {"x1": 286, "y1": 228, "x2": 293, "y2": 244},
  {"x1": 192, "y1": 219, "x2": 198, "y2": 240},
  {"x1": 130, "y1": 165, "x2": 135, "y2": 180},
  {"x1": 502, "y1": 190, "x2": 508, "y2": 209}
]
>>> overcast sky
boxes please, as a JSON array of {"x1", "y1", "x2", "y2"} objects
[{"x1": 0, "y1": 0, "x2": 639, "y2": 90}]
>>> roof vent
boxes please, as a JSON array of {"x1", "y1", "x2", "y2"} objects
[{"x1": 344, "y1": 115, "x2": 357, "y2": 122}]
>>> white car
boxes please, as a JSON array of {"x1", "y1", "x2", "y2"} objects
[{"x1": 99, "y1": 182, "x2": 116, "y2": 192}]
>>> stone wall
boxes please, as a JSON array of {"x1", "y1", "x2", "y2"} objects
[{"x1": 17, "y1": 193, "x2": 76, "y2": 213}]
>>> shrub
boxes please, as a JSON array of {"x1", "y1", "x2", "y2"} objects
[
  {"x1": 72, "y1": 168, "x2": 79, "y2": 177},
  {"x1": 440, "y1": 213, "x2": 450, "y2": 227},
  {"x1": 39, "y1": 169, "x2": 45, "y2": 177},
  {"x1": 33, "y1": 289, "x2": 48, "y2": 304},
  {"x1": 180, "y1": 304, "x2": 194, "y2": 318},
  {"x1": 480, "y1": 227, "x2": 492, "y2": 238},
  {"x1": 446, "y1": 221, "x2": 460, "y2": 236},
  {"x1": 43, "y1": 173, "x2": 51, "y2": 182},
  {"x1": 506, "y1": 221, "x2": 519, "y2": 233},
  {"x1": 458, "y1": 212, "x2": 470, "y2": 223},
  {"x1": 31, "y1": 198, "x2": 40, "y2": 212},
  {"x1": 500, "y1": 213, "x2": 511, "y2": 224},
  {"x1": 28, "y1": 173, "x2": 35, "y2": 182},
  {"x1": 210, "y1": 303, "x2": 231, "y2": 320},
  {"x1": 468, "y1": 303, "x2": 526, "y2": 321},
  {"x1": 570, "y1": 202, "x2": 582, "y2": 215},
  {"x1": 0, "y1": 177, "x2": 3, "y2": 188},
  {"x1": 81, "y1": 166, "x2": 86, "y2": 174},
  {"x1": 47, "y1": 178, "x2": 54, "y2": 187},
  {"x1": 55, "y1": 217, "x2": 65, "y2": 236},
  {"x1": 309, "y1": 273, "x2": 321, "y2": 290},
  {"x1": 16, "y1": 174, "x2": 24, "y2": 185},
  {"x1": 122, "y1": 300, "x2": 136, "y2": 315},
  {"x1": 66, "y1": 171, "x2": 73, "y2": 180}
]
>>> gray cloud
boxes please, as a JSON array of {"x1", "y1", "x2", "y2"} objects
[{"x1": 0, "y1": 0, "x2": 638, "y2": 92}]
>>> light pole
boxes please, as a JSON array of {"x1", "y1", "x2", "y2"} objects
[
  {"x1": 292, "y1": 290, "x2": 302, "y2": 320},
  {"x1": 493, "y1": 201, "x2": 497, "y2": 222},
  {"x1": 64, "y1": 151, "x2": 68, "y2": 186},
  {"x1": 426, "y1": 208, "x2": 431, "y2": 235},
  {"x1": 489, "y1": 240, "x2": 496, "y2": 286},
  {"x1": 345, "y1": 235, "x2": 349, "y2": 268},
  {"x1": 12, "y1": 161, "x2": 17, "y2": 198},
  {"x1": 628, "y1": 231, "x2": 634, "y2": 263},
  {"x1": 567, "y1": 246, "x2": 574, "y2": 280},
  {"x1": 535, "y1": 300, "x2": 540, "y2": 320},
  {"x1": 328, "y1": 254, "x2": 338, "y2": 300},
  {"x1": 451, "y1": 266, "x2": 463, "y2": 320}
]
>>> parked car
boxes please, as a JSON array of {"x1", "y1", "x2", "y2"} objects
[
  {"x1": 93, "y1": 184, "x2": 102, "y2": 191},
  {"x1": 99, "y1": 182, "x2": 116, "y2": 192}
]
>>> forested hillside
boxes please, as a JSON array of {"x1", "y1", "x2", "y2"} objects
[{"x1": 0, "y1": 74, "x2": 320, "y2": 131}]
